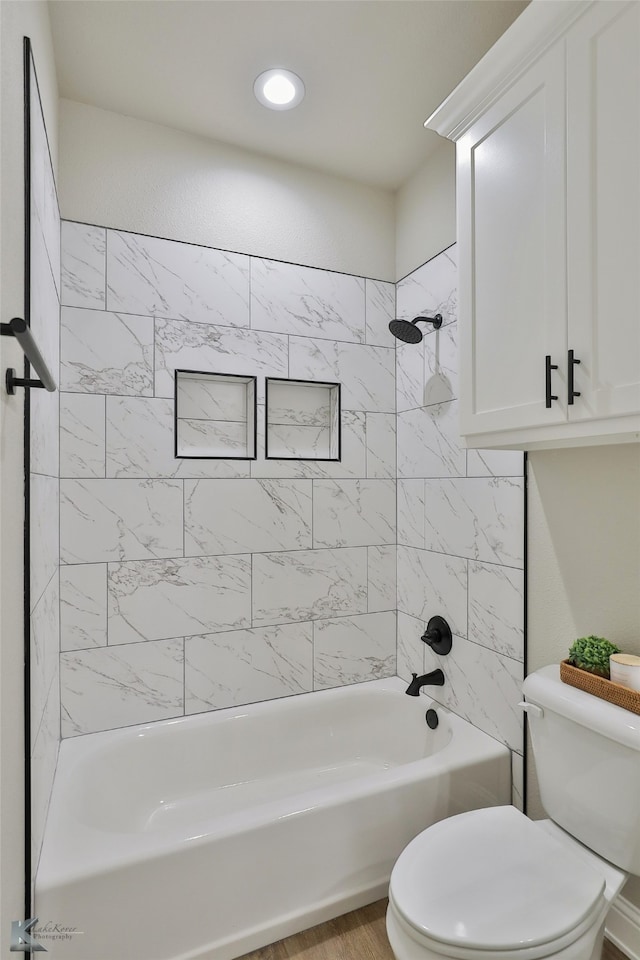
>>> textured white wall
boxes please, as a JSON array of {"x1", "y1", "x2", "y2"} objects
[
  {"x1": 0, "y1": 0, "x2": 59, "y2": 933},
  {"x1": 395, "y1": 139, "x2": 456, "y2": 281},
  {"x1": 526, "y1": 444, "x2": 640, "y2": 819},
  {"x1": 527, "y1": 445, "x2": 640, "y2": 664},
  {"x1": 58, "y1": 99, "x2": 396, "y2": 282}
]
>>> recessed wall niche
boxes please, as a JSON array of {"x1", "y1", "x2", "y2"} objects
[
  {"x1": 174, "y1": 369, "x2": 257, "y2": 459},
  {"x1": 265, "y1": 377, "x2": 341, "y2": 461}
]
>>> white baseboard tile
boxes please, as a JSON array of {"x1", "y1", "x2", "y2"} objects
[{"x1": 606, "y1": 895, "x2": 640, "y2": 960}]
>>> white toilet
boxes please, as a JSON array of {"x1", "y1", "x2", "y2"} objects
[{"x1": 386, "y1": 664, "x2": 640, "y2": 960}]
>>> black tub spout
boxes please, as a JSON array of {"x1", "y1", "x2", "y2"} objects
[{"x1": 405, "y1": 669, "x2": 445, "y2": 696}]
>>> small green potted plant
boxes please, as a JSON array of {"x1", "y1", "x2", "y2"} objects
[{"x1": 567, "y1": 635, "x2": 621, "y2": 679}]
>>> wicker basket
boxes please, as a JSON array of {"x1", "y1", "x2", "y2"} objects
[{"x1": 560, "y1": 660, "x2": 640, "y2": 716}]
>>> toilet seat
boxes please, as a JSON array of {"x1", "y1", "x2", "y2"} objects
[{"x1": 388, "y1": 806, "x2": 607, "y2": 960}]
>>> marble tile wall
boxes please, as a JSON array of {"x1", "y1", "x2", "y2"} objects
[
  {"x1": 56, "y1": 224, "x2": 526, "y2": 815},
  {"x1": 59, "y1": 223, "x2": 397, "y2": 736},
  {"x1": 28, "y1": 57, "x2": 61, "y2": 877},
  {"x1": 394, "y1": 245, "x2": 526, "y2": 810}
]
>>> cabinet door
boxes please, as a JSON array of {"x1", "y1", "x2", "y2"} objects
[
  {"x1": 458, "y1": 43, "x2": 567, "y2": 439},
  {"x1": 567, "y1": 0, "x2": 640, "y2": 422}
]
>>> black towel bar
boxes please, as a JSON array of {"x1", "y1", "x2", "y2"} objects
[{"x1": 1, "y1": 317, "x2": 56, "y2": 394}]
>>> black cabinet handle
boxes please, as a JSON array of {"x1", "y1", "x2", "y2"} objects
[
  {"x1": 568, "y1": 349, "x2": 581, "y2": 405},
  {"x1": 545, "y1": 355, "x2": 558, "y2": 408}
]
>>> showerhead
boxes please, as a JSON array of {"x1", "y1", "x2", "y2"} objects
[
  {"x1": 388, "y1": 319, "x2": 423, "y2": 343},
  {"x1": 388, "y1": 314, "x2": 443, "y2": 344}
]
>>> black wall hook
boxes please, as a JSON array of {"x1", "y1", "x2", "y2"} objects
[{"x1": 421, "y1": 616, "x2": 453, "y2": 655}]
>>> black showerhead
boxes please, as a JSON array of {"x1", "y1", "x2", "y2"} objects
[
  {"x1": 388, "y1": 319, "x2": 423, "y2": 343},
  {"x1": 388, "y1": 314, "x2": 443, "y2": 344}
]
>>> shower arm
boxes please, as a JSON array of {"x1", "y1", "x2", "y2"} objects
[{"x1": 411, "y1": 314, "x2": 443, "y2": 330}]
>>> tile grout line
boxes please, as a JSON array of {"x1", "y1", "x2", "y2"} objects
[
  {"x1": 105, "y1": 559, "x2": 111, "y2": 647},
  {"x1": 249, "y1": 552, "x2": 254, "y2": 629},
  {"x1": 60, "y1": 301, "x2": 391, "y2": 349},
  {"x1": 58, "y1": 264, "x2": 63, "y2": 744},
  {"x1": 103, "y1": 394, "x2": 107, "y2": 478},
  {"x1": 57, "y1": 607, "x2": 400, "y2": 656},
  {"x1": 57, "y1": 540, "x2": 525, "y2": 574},
  {"x1": 67, "y1": 220, "x2": 397, "y2": 286},
  {"x1": 104, "y1": 227, "x2": 108, "y2": 310},
  {"x1": 393, "y1": 281, "x2": 399, "y2": 675}
]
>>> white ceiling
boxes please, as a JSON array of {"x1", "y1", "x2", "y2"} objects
[{"x1": 48, "y1": 0, "x2": 529, "y2": 191}]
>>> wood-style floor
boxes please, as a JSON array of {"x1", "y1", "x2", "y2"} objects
[{"x1": 239, "y1": 900, "x2": 628, "y2": 960}]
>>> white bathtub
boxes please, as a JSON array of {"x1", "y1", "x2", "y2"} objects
[{"x1": 36, "y1": 678, "x2": 511, "y2": 960}]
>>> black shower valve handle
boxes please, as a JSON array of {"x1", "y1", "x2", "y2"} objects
[{"x1": 420, "y1": 616, "x2": 453, "y2": 656}]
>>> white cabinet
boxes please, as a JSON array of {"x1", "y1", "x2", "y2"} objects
[
  {"x1": 427, "y1": 0, "x2": 640, "y2": 450},
  {"x1": 566, "y1": 1, "x2": 640, "y2": 425},
  {"x1": 456, "y1": 42, "x2": 567, "y2": 437}
]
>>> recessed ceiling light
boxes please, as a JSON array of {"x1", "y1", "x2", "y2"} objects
[{"x1": 254, "y1": 69, "x2": 305, "y2": 111}]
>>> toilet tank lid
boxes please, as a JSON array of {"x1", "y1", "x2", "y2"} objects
[{"x1": 523, "y1": 665, "x2": 640, "y2": 752}]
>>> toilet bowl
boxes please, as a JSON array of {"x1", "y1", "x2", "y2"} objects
[{"x1": 386, "y1": 805, "x2": 627, "y2": 960}]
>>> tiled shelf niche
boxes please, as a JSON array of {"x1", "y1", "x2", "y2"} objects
[
  {"x1": 265, "y1": 378, "x2": 341, "y2": 461},
  {"x1": 174, "y1": 369, "x2": 257, "y2": 459}
]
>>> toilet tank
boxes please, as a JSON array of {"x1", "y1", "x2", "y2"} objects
[{"x1": 523, "y1": 665, "x2": 640, "y2": 874}]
